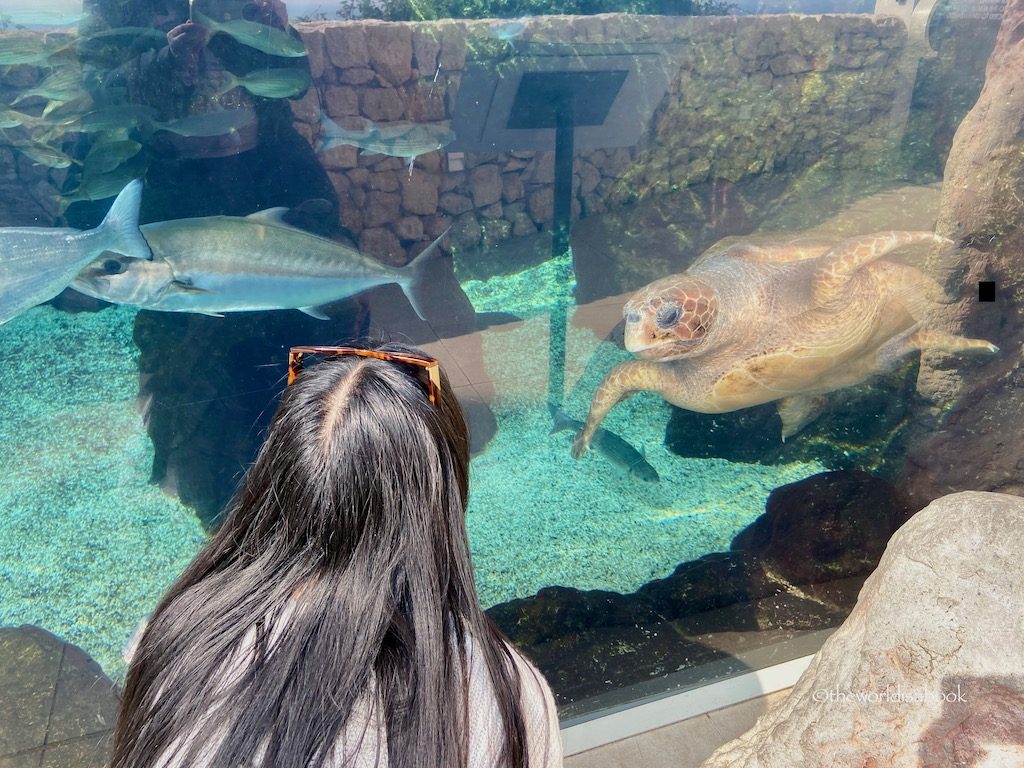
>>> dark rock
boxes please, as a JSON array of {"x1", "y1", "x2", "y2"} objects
[
  {"x1": 638, "y1": 552, "x2": 780, "y2": 623},
  {"x1": 360, "y1": 87, "x2": 405, "y2": 121},
  {"x1": 488, "y1": 586, "x2": 661, "y2": 647},
  {"x1": 731, "y1": 470, "x2": 915, "y2": 585},
  {"x1": 400, "y1": 172, "x2": 439, "y2": 216}
]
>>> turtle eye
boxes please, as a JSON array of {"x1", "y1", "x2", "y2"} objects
[
  {"x1": 102, "y1": 258, "x2": 125, "y2": 274},
  {"x1": 624, "y1": 310, "x2": 641, "y2": 324},
  {"x1": 655, "y1": 304, "x2": 681, "y2": 329}
]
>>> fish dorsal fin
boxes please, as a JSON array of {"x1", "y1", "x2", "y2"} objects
[{"x1": 245, "y1": 207, "x2": 291, "y2": 225}]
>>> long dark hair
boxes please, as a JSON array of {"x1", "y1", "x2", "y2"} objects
[{"x1": 112, "y1": 342, "x2": 533, "y2": 768}]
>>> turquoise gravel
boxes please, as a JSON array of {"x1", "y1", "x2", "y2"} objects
[{"x1": 0, "y1": 304, "x2": 207, "y2": 680}]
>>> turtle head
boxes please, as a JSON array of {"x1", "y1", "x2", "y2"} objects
[{"x1": 623, "y1": 275, "x2": 718, "y2": 361}]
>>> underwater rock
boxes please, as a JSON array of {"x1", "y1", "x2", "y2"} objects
[
  {"x1": 502, "y1": 172, "x2": 525, "y2": 204},
  {"x1": 731, "y1": 470, "x2": 915, "y2": 586},
  {"x1": 702, "y1": 491, "x2": 1024, "y2": 768},
  {"x1": 637, "y1": 552, "x2": 781, "y2": 623},
  {"x1": 363, "y1": 190, "x2": 401, "y2": 228},
  {"x1": 394, "y1": 216, "x2": 423, "y2": 241},
  {"x1": 487, "y1": 586, "x2": 661, "y2": 647},
  {"x1": 527, "y1": 187, "x2": 554, "y2": 226},
  {"x1": 358, "y1": 227, "x2": 404, "y2": 264},
  {"x1": 360, "y1": 87, "x2": 405, "y2": 122},
  {"x1": 439, "y1": 192, "x2": 472, "y2": 215},
  {"x1": 902, "y1": 0, "x2": 1024, "y2": 506}
]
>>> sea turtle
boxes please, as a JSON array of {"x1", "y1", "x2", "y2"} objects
[{"x1": 571, "y1": 230, "x2": 998, "y2": 458}]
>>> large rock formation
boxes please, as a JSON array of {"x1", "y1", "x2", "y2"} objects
[
  {"x1": 701, "y1": 491, "x2": 1024, "y2": 768},
  {"x1": 901, "y1": 0, "x2": 1024, "y2": 506}
]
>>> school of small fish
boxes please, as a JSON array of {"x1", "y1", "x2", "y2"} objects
[{"x1": 0, "y1": 11, "x2": 310, "y2": 204}]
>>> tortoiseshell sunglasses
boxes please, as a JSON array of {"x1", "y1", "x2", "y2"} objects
[{"x1": 287, "y1": 346, "x2": 442, "y2": 407}]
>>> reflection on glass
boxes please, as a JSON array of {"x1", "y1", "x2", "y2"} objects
[{"x1": 0, "y1": 0, "x2": 1014, "y2": 739}]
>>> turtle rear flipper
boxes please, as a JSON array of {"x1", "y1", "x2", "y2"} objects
[{"x1": 876, "y1": 323, "x2": 998, "y2": 372}]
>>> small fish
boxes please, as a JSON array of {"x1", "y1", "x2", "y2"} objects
[
  {"x1": 319, "y1": 113, "x2": 455, "y2": 174},
  {"x1": 85, "y1": 138, "x2": 143, "y2": 174},
  {"x1": 550, "y1": 405, "x2": 660, "y2": 483},
  {"x1": 0, "y1": 106, "x2": 47, "y2": 130},
  {"x1": 41, "y1": 93, "x2": 95, "y2": 124},
  {"x1": 192, "y1": 9, "x2": 306, "y2": 58},
  {"x1": 59, "y1": 163, "x2": 146, "y2": 211},
  {"x1": 79, "y1": 26, "x2": 169, "y2": 44},
  {"x1": 13, "y1": 140, "x2": 77, "y2": 169},
  {"x1": 12, "y1": 68, "x2": 86, "y2": 106},
  {"x1": 151, "y1": 107, "x2": 256, "y2": 139},
  {"x1": 79, "y1": 104, "x2": 157, "y2": 134},
  {"x1": 489, "y1": 19, "x2": 526, "y2": 41},
  {"x1": 72, "y1": 209, "x2": 448, "y2": 321},
  {"x1": 212, "y1": 67, "x2": 310, "y2": 99},
  {"x1": 0, "y1": 179, "x2": 151, "y2": 326},
  {"x1": 0, "y1": 33, "x2": 74, "y2": 66}
]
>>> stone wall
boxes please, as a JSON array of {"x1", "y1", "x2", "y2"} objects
[
  {"x1": 0, "y1": 13, "x2": 908, "y2": 249},
  {"x1": 291, "y1": 13, "x2": 908, "y2": 265}
]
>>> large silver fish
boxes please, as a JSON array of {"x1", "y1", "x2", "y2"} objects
[
  {"x1": 319, "y1": 114, "x2": 455, "y2": 173},
  {"x1": 0, "y1": 179, "x2": 151, "y2": 326},
  {"x1": 71, "y1": 209, "x2": 446, "y2": 320}
]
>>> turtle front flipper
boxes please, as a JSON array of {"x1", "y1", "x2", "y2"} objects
[
  {"x1": 572, "y1": 360, "x2": 668, "y2": 459},
  {"x1": 813, "y1": 231, "x2": 952, "y2": 306}
]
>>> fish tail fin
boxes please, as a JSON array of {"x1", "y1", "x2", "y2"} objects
[
  {"x1": 95, "y1": 179, "x2": 151, "y2": 261},
  {"x1": 398, "y1": 228, "x2": 450, "y2": 321},
  {"x1": 548, "y1": 403, "x2": 574, "y2": 434}
]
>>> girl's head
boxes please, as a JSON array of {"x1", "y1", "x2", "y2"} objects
[
  {"x1": 229, "y1": 342, "x2": 471, "y2": 583},
  {"x1": 112, "y1": 342, "x2": 530, "y2": 768}
]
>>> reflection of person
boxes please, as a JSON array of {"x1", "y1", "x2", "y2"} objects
[
  {"x1": 71, "y1": 0, "x2": 338, "y2": 225},
  {"x1": 110, "y1": 343, "x2": 563, "y2": 768}
]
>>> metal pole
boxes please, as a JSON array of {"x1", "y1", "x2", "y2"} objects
[
  {"x1": 552, "y1": 94, "x2": 575, "y2": 260},
  {"x1": 548, "y1": 93, "x2": 574, "y2": 410}
]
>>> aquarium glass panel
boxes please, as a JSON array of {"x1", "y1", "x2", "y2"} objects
[{"x1": 0, "y1": 0, "x2": 1015, "y2": 745}]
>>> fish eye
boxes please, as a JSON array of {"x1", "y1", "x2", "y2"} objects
[
  {"x1": 102, "y1": 258, "x2": 125, "y2": 274},
  {"x1": 655, "y1": 304, "x2": 681, "y2": 329},
  {"x1": 241, "y1": 1, "x2": 259, "y2": 19}
]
